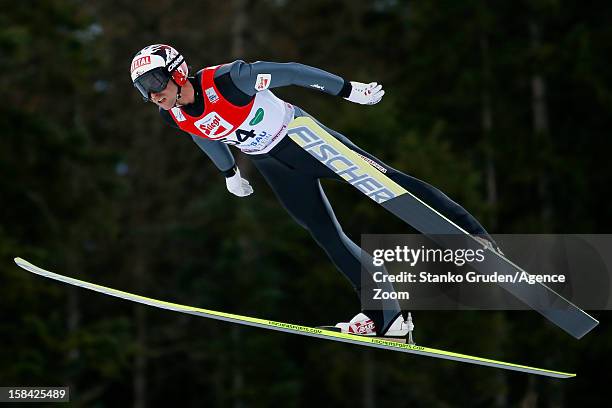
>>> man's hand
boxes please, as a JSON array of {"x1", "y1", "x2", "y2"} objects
[
  {"x1": 344, "y1": 81, "x2": 385, "y2": 105},
  {"x1": 226, "y1": 168, "x2": 254, "y2": 197}
]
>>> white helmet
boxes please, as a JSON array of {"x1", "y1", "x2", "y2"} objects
[{"x1": 130, "y1": 44, "x2": 189, "y2": 100}]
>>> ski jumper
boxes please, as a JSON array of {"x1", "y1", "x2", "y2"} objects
[{"x1": 160, "y1": 61, "x2": 493, "y2": 333}]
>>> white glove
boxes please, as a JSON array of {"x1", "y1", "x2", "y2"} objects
[
  {"x1": 344, "y1": 81, "x2": 385, "y2": 105},
  {"x1": 225, "y1": 168, "x2": 253, "y2": 197}
]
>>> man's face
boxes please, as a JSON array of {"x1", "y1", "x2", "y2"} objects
[{"x1": 150, "y1": 79, "x2": 178, "y2": 110}]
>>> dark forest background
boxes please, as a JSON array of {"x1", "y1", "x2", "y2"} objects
[{"x1": 1, "y1": 1, "x2": 611, "y2": 406}]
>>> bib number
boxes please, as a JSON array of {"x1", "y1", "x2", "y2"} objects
[
  {"x1": 222, "y1": 127, "x2": 275, "y2": 150},
  {"x1": 235, "y1": 128, "x2": 256, "y2": 142},
  {"x1": 223, "y1": 128, "x2": 257, "y2": 146}
]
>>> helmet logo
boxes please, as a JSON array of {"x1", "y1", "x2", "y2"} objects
[
  {"x1": 131, "y1": 56, "x2": 151, "y2": 73},
  {"x1": 164, "y1": 47, "x2": 176, "y2": 62},
  {"x1": 167, "y1": 55, "x2": 184, "y2": 73}
]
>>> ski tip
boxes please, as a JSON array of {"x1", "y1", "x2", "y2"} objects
[
  {"x1": 14, "y1": 257, "x2": 31, "y2": 269},
  {"x1": 557, "y1": 372, "x2": 576, "y2": 379}
]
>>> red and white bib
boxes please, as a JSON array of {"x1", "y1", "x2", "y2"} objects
[{"x1": 169, "y1": 65, "x2": 294, "y2": 155}]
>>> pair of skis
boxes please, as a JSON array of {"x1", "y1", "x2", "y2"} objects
[
  {"x1": 287, "y1": 117, "x2": 598, "y2": 341},
  {"x1": 13, "y1": 116, "x2": 596, "y2": 378}
]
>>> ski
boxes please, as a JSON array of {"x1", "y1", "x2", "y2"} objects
[
  {"x1": 14, "y1": 257, "x2": 573, "y2": 378},
  {"x1": 287, "y1": 117, "x2": 598, "y2": 339}
]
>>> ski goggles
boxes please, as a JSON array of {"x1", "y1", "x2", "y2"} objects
[{"x1": 133, "y1": 67, "x2": 171, "y2": 101}]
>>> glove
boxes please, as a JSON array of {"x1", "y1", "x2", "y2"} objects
[
  {"x1": 225, "y1": 167, "x2": 254, "y2": 197},
  {"x1": 344, "y1": 81, "x2": 385, "y2": 105}
]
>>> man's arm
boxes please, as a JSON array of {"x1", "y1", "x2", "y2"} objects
[
  {"x1": 190, "y1": 134, "x2": 236, "y2": 176},
  {"x1": 216, "y1": 60, "x2": 384, "y2": 105},
  {"x1": 191, "y1": 134, "x2": 253, "y2": 197},
  {"x1": 160, "y1": 108, "x2": 236, "y2": 175},
  {"x1": 159, "y1": 106, "x2": 252, "y2": 197},
  {"x1": 217, "y1": 60, "x2": 351, "y2": 97}
]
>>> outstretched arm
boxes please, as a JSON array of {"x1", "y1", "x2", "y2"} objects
[{"x1": 218, "y1": 60, "x2": 384, "y2": 104}]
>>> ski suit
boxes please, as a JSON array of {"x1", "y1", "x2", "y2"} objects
[{"x1": 160, "y1": 61, "x2": 492, "y2": 333}]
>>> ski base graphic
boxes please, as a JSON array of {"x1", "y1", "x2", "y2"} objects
[{"x1": 14, "y1": 257, "x2": 574, "y2": 379}]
